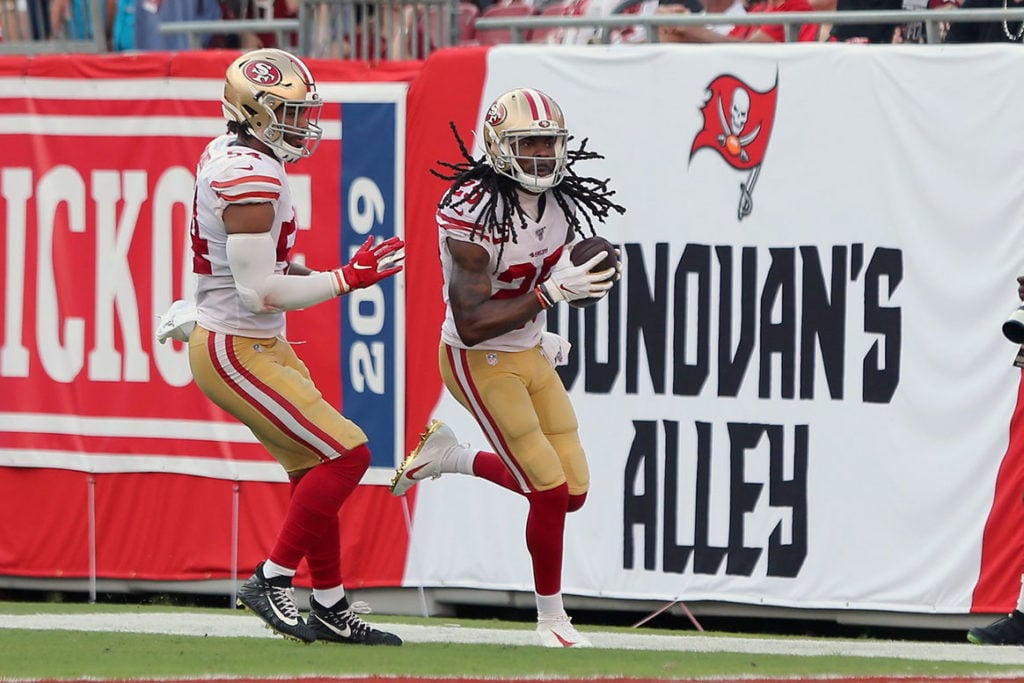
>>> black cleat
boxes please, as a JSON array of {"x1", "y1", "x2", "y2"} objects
[
  {"x1": 308, "y1": 596, "x2": 403, "y2": 646},
  {"x1": 236, "y1": 562, "x2": 317, "y2": 643},
  {"x1": 968, "y1": 610, "x2": 1024, "y2": 645}
]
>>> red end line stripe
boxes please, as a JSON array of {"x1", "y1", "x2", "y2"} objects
[{"x1": 83, "y1": 678, "x2": 1024, "y2": 683}]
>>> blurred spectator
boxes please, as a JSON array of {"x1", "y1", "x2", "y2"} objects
[
  {"x1": 828, "y1": 0, "x2": 901, "y2": 42},
  {"x1": 896, "y1": 0, "x2": 926, "y2": 41},
  {"x1": 0, "y1": 0, "x2": 33, "y2": 40},
  {"x1": 109, "y1": 0, "x2": 137, "y2": 48},
  {"x1": 658, "y1": 0, "x2": 706, "y2": 11},
  {"x1": 895, "y1": 0, "x2": 956, "y2": 42},
  {"x1": 49, "y1": 0, "x2": 133, "y2": 46},
  {"x1": 945, "y1": 0, "x2": 1021, "y2": 41},
  {"x1": 18, "y1": 0, "x2": 32, "y2": 36},
  {"x1": 929, "y1": 0, "x2": 959, "y2": 40},
  {"x1": 658, "y1": 0, "x2": 821, "y2": 41},
  {"x1": 133, "y1": 0, "x2": 223, "y2": 49},
  {"x1": 656, "y1": 0, "x2": 745, "y2": 35},
  {"x1": 563, "y1": 0, "x2": 663, "y2": 44},
  {"x1": 27, "y1": 0, "x2": 50, "y2": 38},
  {"x1": 225, "y1": 0, "x2": 299, "y2": 48},
  {"x1": 49, "y1": 0, "x2": 108, "y2": 39}
]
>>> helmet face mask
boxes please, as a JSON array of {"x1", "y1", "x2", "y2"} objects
[
  {"x1": 483, "y1": 88, "x2": 568, "y2": 193},
  {"x1": 222, "y1": 48, "x2": 323, "y2": 163}
]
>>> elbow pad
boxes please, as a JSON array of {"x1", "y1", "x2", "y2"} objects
[{"x1": 226, "y1": 232, "x2": 341, "y2": 313}]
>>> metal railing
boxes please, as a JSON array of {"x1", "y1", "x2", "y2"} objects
[
  {"x1": 0, "y1": 0, "x2": 107, "y2": 54},
  {"x1": 156, "y1": 4, "x2": 1024, "y2": 52},
  {"x1": 157, "y1": 0, "x2": 459, "y2": 58},
  {"x1": 4, "y1": 0, "x2": 1024, "y2": 56},
  {"x1": 300, "y1": 0, "x2": 459, "y2": 59},
  {"x1": 157, "y1": 17, "x2": 303, "y2": 50},
  {"x1": 474, "y1": 6, "x2": 1024, "y2": 44}
]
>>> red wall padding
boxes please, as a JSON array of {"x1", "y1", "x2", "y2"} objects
[
  {"x1": 973, "y1": 373, "x2": 1024, "y2": 612},
  {"x1": 0, "y1": 467, "x2": 408, "y2": 587}
]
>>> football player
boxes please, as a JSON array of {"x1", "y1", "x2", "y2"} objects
[
  {"x1": 390, "y1": 88, "x2": 625, "y2": 648},
  {"x1": 187, "y1": 48, "x2": 405, "y2": 646}
]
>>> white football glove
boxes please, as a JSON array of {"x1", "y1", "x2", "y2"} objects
[
  {"x1": 155, "y1": 299, "x2": 197, "y2": 344},
  {"x1": 535, "y1": 248, "x2": 616, "y2": 308}
]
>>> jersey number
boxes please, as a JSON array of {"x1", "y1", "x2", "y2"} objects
[
  {"x1": 190, "y1": 192, "x2": 297, "y2": 274},
  {"x1": 492, "y1": 249, "x2": 562, "y2": 300}
]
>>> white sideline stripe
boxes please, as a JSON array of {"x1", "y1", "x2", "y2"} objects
[
  {"x1": 0, "y1": 413, "x2": 259, "y2": 441},
  {"x1": 5, "y1": 613, "x2": 1024, "y2": 663},
  {"x1": 0, "y1": 449, "x2": 287, "y2": 482},
  {"x1": 0, "y1": 115, "x2": 342, "y2": 138},
  {"x1": 0, "y1": 78, "x2": 224, "y2": 99},
  {"x1": 0, "y1": 448, "x2": 398, "y2": 485},
  {"x1": 0, "y1": 78, "x2": 405, "y2": 102}
]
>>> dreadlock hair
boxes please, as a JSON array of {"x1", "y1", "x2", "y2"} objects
[{"x1": 431, "y1": 122, "x2": 626, "y2": 268}]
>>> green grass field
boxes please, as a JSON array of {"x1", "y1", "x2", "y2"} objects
[{"x1": 2, "y1": 601, "x2": 1023, "y2": 681}]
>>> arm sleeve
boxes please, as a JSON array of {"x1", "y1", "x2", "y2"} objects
[{"x1": 226, "y1": 232, "x2": 343, "y2": 313}]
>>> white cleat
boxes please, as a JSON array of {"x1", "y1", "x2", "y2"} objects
[
  {"x1": 389, "y1": 420, "x2": 459, "y2": 496},
  {"x1": 536, "y1": 616, "x2": 593, "y2": 648}
]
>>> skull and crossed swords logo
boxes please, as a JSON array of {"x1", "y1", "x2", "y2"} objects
[
  {"x1": 717, "y1": 87, "x2": 761, "y2": 164},
  {"x1": 690, "y1": 74, "x2": 779, "y2": 221},
  {"x1": 718, "y1": 86, "x2": 762, "y2": 219}
]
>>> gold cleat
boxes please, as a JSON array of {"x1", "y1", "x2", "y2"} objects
[{"x1": 389, "y1": 419, "x2": 457, "y2": 496}]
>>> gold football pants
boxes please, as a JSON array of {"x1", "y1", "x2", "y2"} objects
[
  {"x1": 440, "y1": 343, "x2": 589, "y2": 495},
  {"x1": 189, "y1": 326, "x2": 367, "y2": 473}
]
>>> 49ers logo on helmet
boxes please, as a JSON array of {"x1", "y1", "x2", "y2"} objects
[
  {"x1": 243, "y1": 61, "x2": 283, "y2": 86},
  {"x1": 485, "y1": 102, "x2": 507, "y2": 126}
]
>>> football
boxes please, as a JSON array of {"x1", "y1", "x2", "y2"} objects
[{"x1": 568, "y1": 236, "x2": 619, "y2": 309}]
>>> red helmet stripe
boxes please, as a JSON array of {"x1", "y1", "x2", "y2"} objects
[
  {"x1": 288, "y1": 54, "x2": 316, "y2": 87},
  {"x1": 522, "y1": 88, "x2": 551, "y2": 120}
]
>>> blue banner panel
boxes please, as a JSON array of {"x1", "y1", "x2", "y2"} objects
[{"x1": 340, "y1": 101, "x2": 402, "y2": 472}]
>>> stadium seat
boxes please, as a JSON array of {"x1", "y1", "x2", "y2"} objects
[
  {"x1": 416, "y1": 4, "x2": 447, "y2": 55},
  {"x1": 474, "y1": 0, "x2": 536, "y2": 44},
  {"x1": 527, "y1": 0, "x2": 573, "y2": 42},
  {"x1": 408, "y1": 1, "x2": 478, "y2": 57},
  {"x1": 458, "y1": 1, "x2": 480, "y2": 42}
]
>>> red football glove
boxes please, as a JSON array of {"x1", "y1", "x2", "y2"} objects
[{"x1": 334, "y1": 236, "x2": 406, "y2": 293}]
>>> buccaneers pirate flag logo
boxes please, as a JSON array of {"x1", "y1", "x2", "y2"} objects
[{"x1": 690, "y1": 74, "x2": 778, "y2": 220}]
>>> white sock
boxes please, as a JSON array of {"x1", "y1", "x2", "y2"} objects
[
  {"x1": 313, "y1": 585, "x2": 346, "y2": 609},
  {"x1": 261, "y1": 559, "x2": 295, "y2": 579},
  {"x1": 1014, "y1": 574, "x2": 1024, "y2": 614},
  {"x1": 535, "y1": 591, "x2": 567, "y2": 622},
  {"x1": 445, "y1": 444, "x2": 478, "y2": 476}
]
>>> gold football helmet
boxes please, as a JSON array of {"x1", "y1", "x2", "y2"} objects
[
  {"x1": 482, "y1": 88, "x2": 568, "y2": 192},
  {"x1": 222, "y1": 48, "x2": 323, "y2": 163}
]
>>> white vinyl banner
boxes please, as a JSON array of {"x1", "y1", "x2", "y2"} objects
[{"x1": 405, "y1": 44, "x2": 1024, "y2": 613}]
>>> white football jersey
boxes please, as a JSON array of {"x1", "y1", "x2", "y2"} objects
[
  {"x1": 438, "y1": 181, "x2": 573, "y2": 351},
  {"x1": 190, "y1": 134, "x2": 298, "y2": 338}
]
